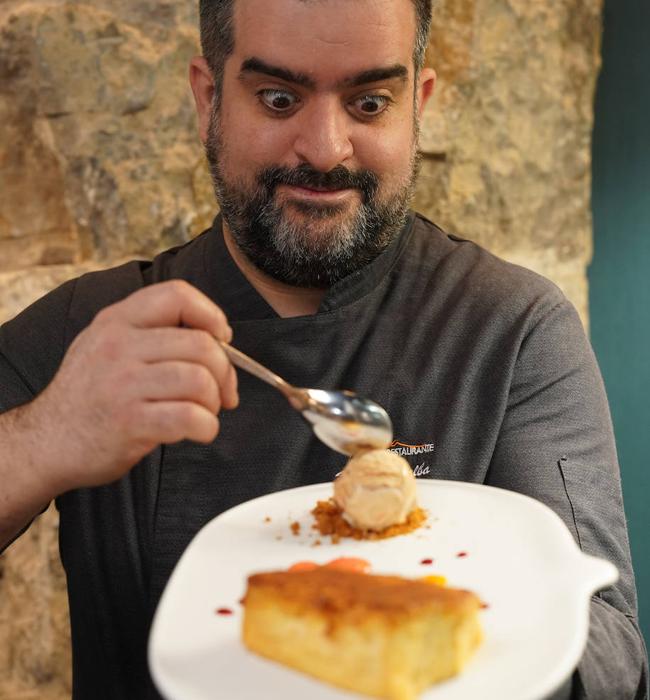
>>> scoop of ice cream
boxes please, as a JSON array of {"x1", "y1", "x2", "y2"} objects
[{"x1": 333, "y1": 449, "x2": 417, "y2": 531}]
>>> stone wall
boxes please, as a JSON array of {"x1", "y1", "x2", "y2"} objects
[{"x1": 0, "y1": 1, "x2": 602, "y2": 697}]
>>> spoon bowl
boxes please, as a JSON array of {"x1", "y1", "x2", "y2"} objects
[
  {"x1": 299, "y1": 388, "x2": 393, "y2": 455},
  {"x1": 219, "y1": 343, "x2": 393, "y2": 456}
]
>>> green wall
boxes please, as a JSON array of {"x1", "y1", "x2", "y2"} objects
[{"x1": 589, "y1": 0, "x2": 650, "y2": 653}]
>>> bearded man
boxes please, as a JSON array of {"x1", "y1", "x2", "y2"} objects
[{"x1": 0, "y1": 1, "x2": 647, "y2": 698}]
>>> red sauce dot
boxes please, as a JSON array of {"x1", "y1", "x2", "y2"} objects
[
  {"x1": 420, "y1": 558, "x2": 434, "y2": 565},
  {"x1": 216, "y1": 607, "x2": 233, "y2": 616},
  {"x1": 456, "y1": 551, "x2": 468, "y2": 558},
  {"x1": 480, "y1": 602, "x2": 490, "y2": 610}
]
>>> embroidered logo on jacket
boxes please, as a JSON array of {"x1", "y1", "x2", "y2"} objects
[
  {"x1": 388, "y1": 440, "x2": 435, "y2": 477},
  {"x1": 388, "y1": 440, "x2": 435, "y2": 457},
  {"x1": 334, "y1": 440, "x2": 435, "y2": 479}
]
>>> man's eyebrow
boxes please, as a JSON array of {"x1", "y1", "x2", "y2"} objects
[
  {"x1": 239, "y1": 58, "x2": 409, "y2": 90},
  {"x1": 341, "y1": 64, "x2": 409, "y2": 87},
  {"x1": 239, "y1": 57, "x2": 315, "y2": 88}
]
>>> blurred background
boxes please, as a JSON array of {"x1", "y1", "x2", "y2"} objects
[
  {"x1": 589, "y1": 0, "x2": 649, "y2": 676},
  {"x1": 0, "y1": 0, "x2": 647, "y2": 696}
]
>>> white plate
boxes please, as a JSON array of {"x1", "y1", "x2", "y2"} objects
[{"x1": 149, "y1": 480, "x2": 617, "y2": 700}]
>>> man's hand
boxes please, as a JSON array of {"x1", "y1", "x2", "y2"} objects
[{"x1": 28, "y1": 280, "x2": 239, "y2": 493}]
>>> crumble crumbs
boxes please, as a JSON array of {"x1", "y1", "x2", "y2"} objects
[{"x1": 311, "y1": 499, "x2": 427, "y2": 543}]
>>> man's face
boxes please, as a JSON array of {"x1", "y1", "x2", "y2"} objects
[{"x1": 199, "y1": 0, "x2": 434, "y2": 287}]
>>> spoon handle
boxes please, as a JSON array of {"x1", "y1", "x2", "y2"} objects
[{"x1": 219, "y1": 341, "x2": 301, "y2": 405}]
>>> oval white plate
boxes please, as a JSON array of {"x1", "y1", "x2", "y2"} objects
[{"x1": 148, "y1": 480, "x2": 617, "y2": 700}]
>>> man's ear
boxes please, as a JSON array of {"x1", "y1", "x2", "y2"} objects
[
  {"x1": 416, "y1": 67, "x2": 436, "y2": 117},
  {"x1": 189, "y1": 56, "x2": 215, "y2": 143}
]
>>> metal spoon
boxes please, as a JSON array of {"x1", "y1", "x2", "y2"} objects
[{"x1": 219, "y1": 342, "x2": 393, "y2": 456}]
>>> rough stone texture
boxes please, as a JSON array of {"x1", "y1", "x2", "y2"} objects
[
  {"x1": 416, "y1": 0, "x2": 603, "y2": 320},
  {"x1": 0, "y1": 1, "x2": 212, "y2": 273},
  {"x1": 0, "y1": 1, "x2": 602, "y2": 697},
  {"x1": 0, "y1": 506, "x2": 71, "y2": 700}
]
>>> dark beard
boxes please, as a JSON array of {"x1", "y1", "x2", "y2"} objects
[{"x1": 205, "y1": 111, "x2": 419, "y2": 288}]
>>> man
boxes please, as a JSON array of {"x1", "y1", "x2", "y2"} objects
[{"x1": 0, "y1": 0, "x2": 647, "y2": 698}]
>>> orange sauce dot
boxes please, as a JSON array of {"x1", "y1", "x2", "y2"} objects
[
  {"x1": 287, "y1": 561, "x2": 319, "y2": 572},
  {"x1": 324, "y1": 557, "x2": 371, "y2": 573}
]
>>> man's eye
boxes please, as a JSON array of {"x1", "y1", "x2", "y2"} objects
[
  {"x1": 258, "y1": 89, "x2": 298, "y2": 112},
  {"x1": 352, "y1": 95, "x2": 391, "y2": 116}
]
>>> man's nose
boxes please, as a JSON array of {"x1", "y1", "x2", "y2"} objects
[{"x1": 292, "y1": 99, "x2": 354, "y2": 173}]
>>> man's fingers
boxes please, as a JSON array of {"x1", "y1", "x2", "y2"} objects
[
  {"x1": 134, "y1": 327, "x2": 215, "y2": 363},
  {"x1": 103, "y1": 280, "x2": 232, "y2": 342},
  {"x1": 134, "y1": 328, "x2": 239, "y2": 409},
  {"x1": 222, "y1": 362, "x2": 239, "y2": 410},
  {"x1": 134, "y1": 401, "x2": 220, "y2": 445},
  {"x1": 135, "y1": 361, "x2": 222, "y2": 413}
]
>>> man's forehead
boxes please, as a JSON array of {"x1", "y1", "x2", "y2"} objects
[{"x1": 230, "y1": 0, "x2": 417, "y2": 79}]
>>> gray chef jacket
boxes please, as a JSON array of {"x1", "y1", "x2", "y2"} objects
[{"x1": 0, "y1": 212, "x2": 647, "y2": 699}]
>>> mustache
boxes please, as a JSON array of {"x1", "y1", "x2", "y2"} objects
[{"x1": 259, "y1": 164, "x2": 380, "y2": 202}]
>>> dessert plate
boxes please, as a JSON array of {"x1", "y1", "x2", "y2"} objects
[{"x1": 148, "y1": 480, "x2": 617, "y2": 700}]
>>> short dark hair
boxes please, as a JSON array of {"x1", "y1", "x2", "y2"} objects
[{"x1": 199, "y1": 0, "x2": 433, "y2": 96}]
